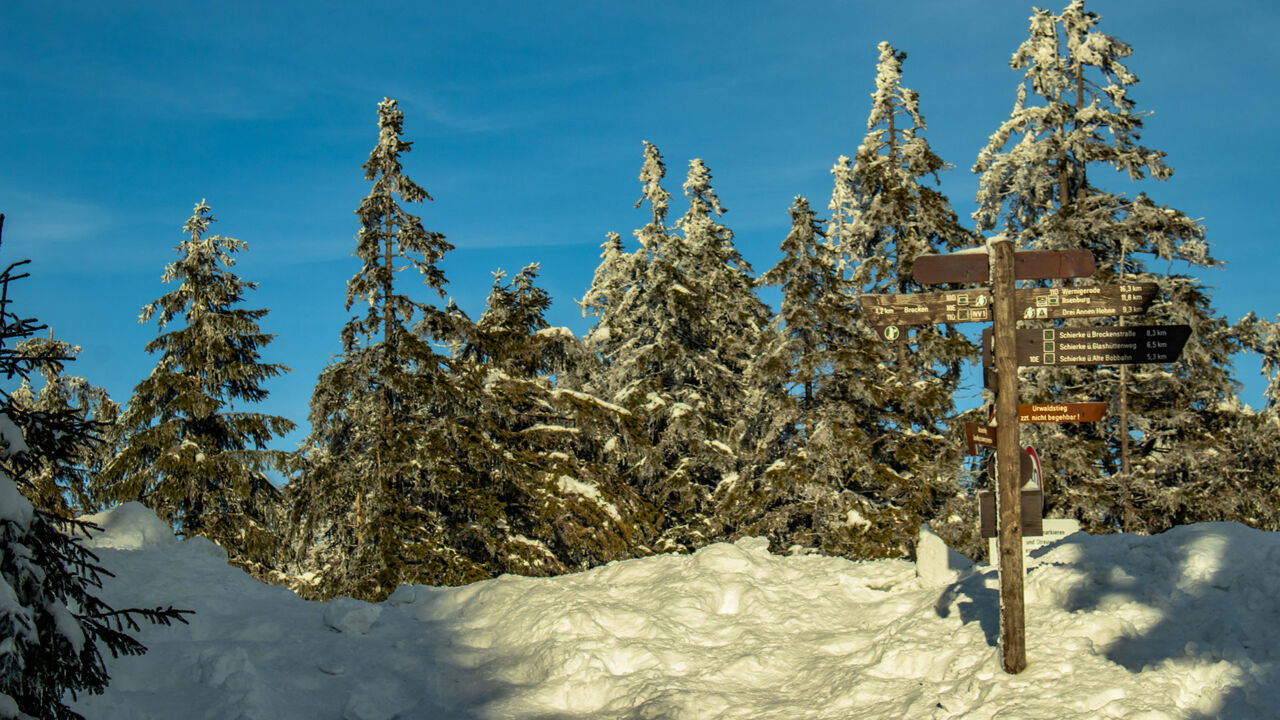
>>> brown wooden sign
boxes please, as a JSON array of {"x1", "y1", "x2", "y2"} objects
[
  {"x1": 861, "y1": 282, "x2": 1151, "y2": 331},
  {"x1": 982, "y1": 325, "x2": 1190, "y2": 367},
  {"x1": 1016, "y1": 283, "x2": 1157, "y2": 320},
  {"x1": 979, "y1": 490, "x2": 1044, "y2": 538},
  {"x1": 859, "y1": 289, "x2": 992, "y2": 328},
  {"x1": 965, "y1": 422, "x2": 997, "y2": 455},
  {"x1": 913, "y1": 249, "x2": 1096, "y2": 285},
  {"x1": 1014, "y1": 325, "x2": 1190, "y2": 367},
  {"x1": 1018, "y1": 403, "x2": 1108, "y2": 423}
]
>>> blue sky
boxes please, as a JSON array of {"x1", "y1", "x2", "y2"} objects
[{"x1": 3, "y1": 0, "x2": 1277, "y2": 466}]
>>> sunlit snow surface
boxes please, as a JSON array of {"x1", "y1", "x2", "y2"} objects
[{"x1": 71, "y1": 503, "x2": 1280, "y2": 719}]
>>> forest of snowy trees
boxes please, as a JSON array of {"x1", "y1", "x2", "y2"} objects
[{"x1": 6, "y1": 4, "x2": 1280, "y2": 713}]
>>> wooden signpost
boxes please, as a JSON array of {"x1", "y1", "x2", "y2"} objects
[{"x1": 864, "y1": 243, "x2": 1192, "y2": 675}]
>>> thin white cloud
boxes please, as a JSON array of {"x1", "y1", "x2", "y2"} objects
[{"x1": 0, "y1": 189, "x2": 110, "y2": 247}]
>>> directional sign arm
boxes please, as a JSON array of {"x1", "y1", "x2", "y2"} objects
[
  {"x1": 859, "y1": 290, "x2": 993, "y2": 328},
  {"x1": 1015, "y1": 325, "x2": 1191, "y2": 366},
  {"x1": 913, "y1": 249, "x2": 1096, "y2": 285},
  {"x1": 1015, "y1": 283, "x2": 1158, "y2": 321}
]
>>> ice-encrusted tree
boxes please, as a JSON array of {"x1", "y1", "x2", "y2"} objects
[
  {"x1": 972, "y1": 0, "x2": 1250, "y2": 532},
  {"x1": 0, "y1": 251, "x2": 190, "y2": 720},
  {"x1": 827, "y1": 155, "x2": 858, "y2": 269},
  {"x1": 288, "y1": 97, "x2": 478, "y2": 600},
  {"x1": 10, "y1": 336, "x2": 120, "y2": 518},
  {"x1": 456, "y1": 264, "x2": 653, "y2": 572},
  {"x1": 101, "y1": 201, "x2": 293, "y2": 571},
  {"x1": 582, "y1": 144, "x2": 769, "y2": 551},
  {"x1": 579, "y1": 231, "x2": 640, "y2": 373},
  {"x1": 759, "y1": 197, "x2": 849, "y2": 447},
  {"x1": 830, "y1": 42, "x2": 976, "y2": 557},
  {"x1": 1248, "y1": 315, "x2": 1280, "y2": 418},
  {"x1": 714, "y1": 195, "x2": 880, "y2": 553}
]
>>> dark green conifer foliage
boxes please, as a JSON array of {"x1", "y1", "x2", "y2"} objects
[
  {"x1": 102, "y1": 201, "x2": 294, "y2": 570},
  {"x1": 1244, "y1": 314, "x2": 1280, "y2": 417},
  {"x1": 10, "y1": 336, "x2": 120, "y2": 518},
  {"x1": 716, "y1": 196, "x2": 878, "y2": 554},
  {"x1": 972, "y1": 1, "x2": 1249, "y2": 533},
  {"x1": 289, "y1": 98, "x2": 477, "y2": 600},
  {"x1": 0, "y1": 246, "x2": 190, "y2": 720},
  {"x1": 458, "y1": 264, "x2": 653, "y2": 571}
]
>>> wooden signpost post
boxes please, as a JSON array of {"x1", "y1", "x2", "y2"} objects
[{"x1": 863, "y1": 240, "x2": 1191, "y2": 674}]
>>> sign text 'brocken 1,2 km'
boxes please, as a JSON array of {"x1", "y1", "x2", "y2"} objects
[{"x1": 859, "y1": 289, "x2": 992, "y2": 328}]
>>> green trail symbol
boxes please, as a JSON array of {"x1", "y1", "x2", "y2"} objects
[{"x1": 883, "y1": 326, "x2": 900, "y2": 341}]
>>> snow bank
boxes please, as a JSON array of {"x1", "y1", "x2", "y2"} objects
[
  {"x1": 78, "y1": 501, "x2": 175, "y2": 550},
  {"x1": 915, "y1": 523, "x2": 973, "y2": 585},
  {"x1": 323, "y1": 597, "x2": 382, "y2": 635},
  {"x1": 67, "y1": 503, "x2": 1280, "y2": 719}
]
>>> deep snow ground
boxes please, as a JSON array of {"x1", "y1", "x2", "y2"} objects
[{"x1": 67, "y1": 503, "x2": 1280, "y2": 719}]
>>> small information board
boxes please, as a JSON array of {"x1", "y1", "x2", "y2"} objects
[
  {"x1": 965, "y1": 422, "x2": 997, "y2": 454},
  {"x1": 987, "y1": 518, "x2": 1082, "y2": 567},
  {"x1": 979, "y1": 490, "x2": 1043, "y2": 538}
]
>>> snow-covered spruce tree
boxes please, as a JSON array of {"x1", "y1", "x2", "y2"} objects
[
  {"x1": 1244, "y1": 314, "x2": 1280, "y2": 419},
  {"x1": 288, "y1": 97, "x2": 485, "y2": 601},
  {"x1": 713, "y1": 195, "x2": 875, "y2": 554},
  {"x1": 0, "y1": 253, "x2": 190, "y2": 720},
  {"x1": 579, "y1": 233, "x2": 640, "y2": 370},
  {"x1": 829, "y1": 42, "x2": 977, "y2": 557},
  {"x1": 9, "y1": 336, "x2": 120, "y2": 519},
  {"x1": 582, "y1": 144, "x2": 769, "y2": 551},
  {"x1": 972, "y1": 1, "x2": 1250, "y2": 533},
  {"x1": 1182, "y1": 312, "x2": 1280, "y2": 531},
  {"x1": 101, "y1": 201, "x2": 293, "y2": 572},
  {"x1": 455, "y1": 263, "x2": 655, "y2": 571}
]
